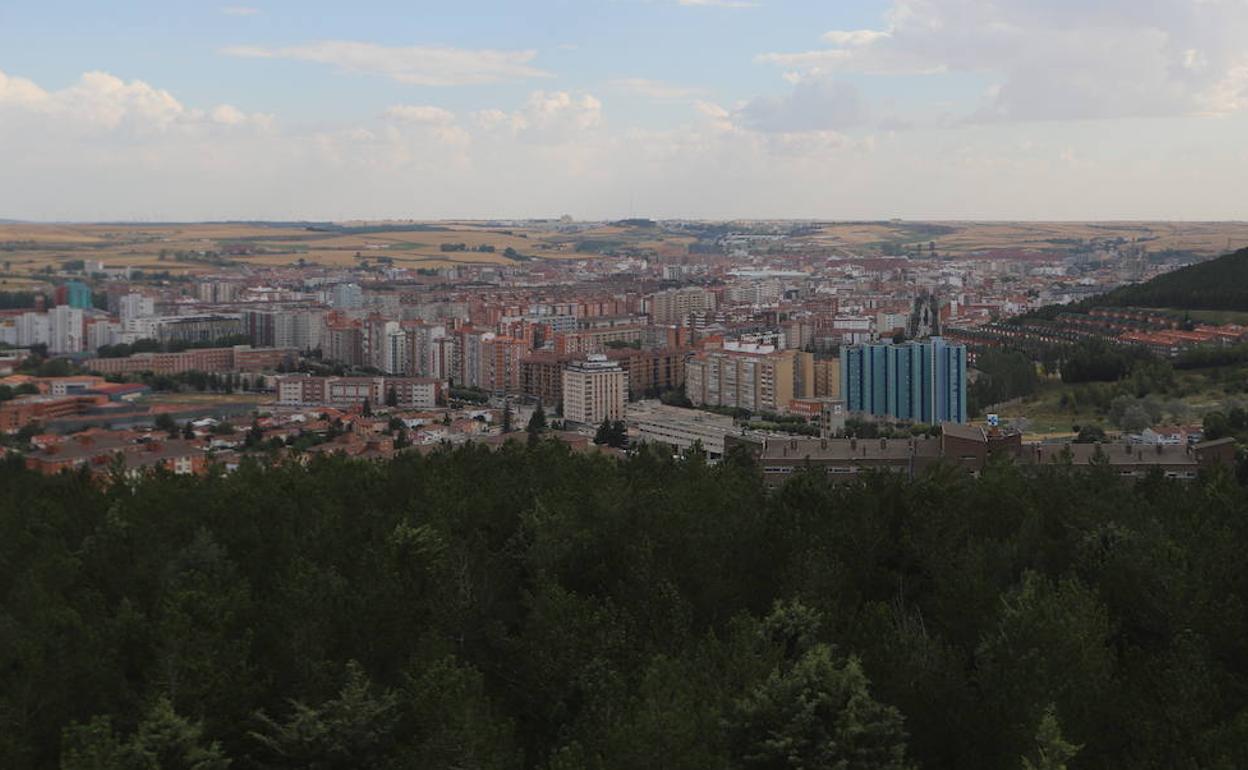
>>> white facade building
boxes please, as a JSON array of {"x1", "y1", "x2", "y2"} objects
[
  {"x1": 49, "y1": 306, "x2": 84, "y2": 354},
  {"x1": 562, "y1": 354, "x2": 627, "y2": 425}
]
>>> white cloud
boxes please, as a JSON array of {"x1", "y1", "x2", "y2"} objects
[
  {"x1": 221, "y1": 6, "x2": 259, "y2": 16},
  {"x1": 221, "y1": 40, "x2": 552, "y2": 86},
  {"x1": 737, "y1": 76, "x2": 867, "y2": 133},
  {"x1": 758, "y1": 0, "x2": 1248, "y2": 121},
  {"x1": 474, "y1": 91, "x2": 603, "y2": 143},
  {"x1": 609, "y1": 77, "x2": 703, "y2": 100},
  {"x1": 3, "y1": 66, "x2": 1248, "y2": 221},
  {"x1": 0, "y1": 69, "x2": 270, "y2": 135},
  {"x1": 820, "y1": 29, "x2": 891, "y2": 47},
  {"x1": 678, "y1": 0, "x2": 759, "y2": 7},
  {"x1": 0, "y1": 70, "x2": 48, "y2": 106},
  {"x1": 383, "y1": 105, "x2": 456, "y2": 125}
]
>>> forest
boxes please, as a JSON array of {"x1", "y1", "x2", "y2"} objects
[
  {"x1": 1093, "y1": 247, "x2": 1248, "y2": 312},
  {"x1": 3, "y1": 441, "x2": 1248, "y2": 769}
]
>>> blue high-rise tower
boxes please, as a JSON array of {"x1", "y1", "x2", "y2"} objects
[{"x1": 840, "y1": 336, "x2": 967, "y2": 424}]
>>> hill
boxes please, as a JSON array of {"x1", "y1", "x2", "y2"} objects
[{"x1": 1096, "y1": 247, "x2": 1248, "y2": 311}]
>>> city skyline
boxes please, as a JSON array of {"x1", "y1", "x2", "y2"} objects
[{"x1": 2, "y1": 0, "x2": 1248, "y2": 221}]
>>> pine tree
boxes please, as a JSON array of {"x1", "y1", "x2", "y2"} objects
[
  {"x1": 1021, "y1": 706, "x2": 1080, "y2": 770},
  {"x1": 527, "y1": 403, "x2": 547, "y2": 444}
]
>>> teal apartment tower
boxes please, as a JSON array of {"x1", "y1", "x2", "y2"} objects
[{"x1": 840, "y1": 336, "x2": 968, "y2": 424}]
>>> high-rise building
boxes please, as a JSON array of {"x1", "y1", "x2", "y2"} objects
[
  {"x1": 402, "y1": 322, "x2": 447, "y2": 377},
  {"x1": 119, "y1": 293, "x2": 155, "y2": 322},
  {"x1": 562, "y1": 354, "x2": 627, "y2": 425},
  {"x1": 331, "y1": 283, "x2": 363, "y2": 309},
  {"x1": 839, "y1": 336, "x2": 967, "y2": 424},
  {"x1": 49, "y1": 305, "x2": 84, "y2": 354},
  {"x1": 273, "y1": 309, "x2": 324, "y2": 351},
  {"x1": 481, "y1": 335, "x2": 525, "y2": 394},
  {"x1": 649, "y1": 287, "x2": 717, "y2": 325},
  {"x1": 383, "y1": 322, "x2": 407, "y2": 375},
  {"x1": 55, "y1": 281, "x2": 93, "y2": 310},
  {"x1": 685, "y1": 343, "x2": 813, "y2": 414},
  {"x1": 15, "y1": 312, "x2": 50, "y2": 348}
]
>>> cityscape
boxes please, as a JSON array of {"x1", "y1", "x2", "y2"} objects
[
  {"x1": 4, "y1": 218, "x2": 1246, "y2": 478},
  {"x1": 5, "y1": 1, "x2": 1248, "y2": 769}
]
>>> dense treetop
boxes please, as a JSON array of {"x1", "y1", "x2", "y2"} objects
[
  {"x1": 3, "y1": 442, "x2": 1248, "y2": 769},
  {"x1": 1092, "y1": 247, "x2": 1248, "y2": 311}
]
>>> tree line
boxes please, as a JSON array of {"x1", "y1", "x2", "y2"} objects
[{"x1": 3, "y1": 444, "x2": 1248, "y2": 769}]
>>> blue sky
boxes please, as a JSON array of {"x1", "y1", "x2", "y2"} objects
[{"x1": 1, "y1": 0, "x2": 1246, "y2": 220}]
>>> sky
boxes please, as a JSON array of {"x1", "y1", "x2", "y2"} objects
[{"x1": 1, "y1": 0, "x2": 1247, "y2": 222}]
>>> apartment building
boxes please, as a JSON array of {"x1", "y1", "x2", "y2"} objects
[
  {"x1": 554, "y1": 325, "x2": 644, "y2": 355},
  {"x1": 48, "y1": 305, "x2": 84, "y2": 354},
  {"x1": 840, "y1": 336, "x2": 968, "y2": 424},
  {"x1": 605, "y1": 347, "x2": 689, "y2": 398},
  {"x1": 521, "y1": 351, "x2": 576, "y2": 408},
  {"x1": 649, "y1": 287, "x2": 717, "y2": 325},
  {"x1": 562, "y1": 354, "x2": 628, "y2": 425},
  {"x1": 684, "y1": 343, "x2": 814, "y2": 413},
  {"x1": 86, "y1": 345, "x2": 294, "y2": 375},
  {"x1": 276, "y1": 374, "x2": 441, "y2": 409}
]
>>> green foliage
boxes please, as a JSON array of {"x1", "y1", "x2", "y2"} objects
[
  {"x1": 1021, "y1": 705, "x2": 1081, "y2": 770},
  {"x1": 1094, "y1": 247, "x2": 1248, "y2": 311},
  {"x1": 1073, "y1": 424, "x2": 1107, "y2": 444},
  {"x1": 61, "y1": 698, "x2": 230, "y2": 770},
  {"x1": 0, "y1": 290, "x2": 38, "y2": 309},
  {"x1": 2, "y1": 444, "x2": 1248, "y2": 769},
  {"x1": 969, "y1": 349, "x2": 1039, "y2": 415},
  {"x1": 250, "y1": 662, "x2": 398, "y2": 769},
  {"x1": 527, "y1": 402, "x2": 547, "y2": 441},
  {"x1": 592, "y1": 419, "x2": 628, "y2": 448}
]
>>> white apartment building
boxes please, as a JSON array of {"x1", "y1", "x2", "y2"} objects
[
  {"x1": 119, "y1": 293, "x2": 155, "y2": 321},
  {"x1": 15, "y1": 312, "x2": 50, "y2": 348},
  {"x1": 383, "y1": 322, "x2": 407, "y2": 375},
  {"x1": 274, "y1": 309, "x2": 324, "y2": 351},
  {"x1": 562, "y1": 354, "x2": 627, "y2": 425},
  {"x1": 49, "y1": 306, "x2": 84, "y2": 354}
]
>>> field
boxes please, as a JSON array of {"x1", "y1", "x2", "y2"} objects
[
  {"x1": 0, "y1": 221, "x2": 659, "y2": 275},
  {"x1": 807, "y1": 220, "x2": 1248, "y2": 258},
  {"x1": 3, "y1": 219, "x2": 1247, "y2": 277}
]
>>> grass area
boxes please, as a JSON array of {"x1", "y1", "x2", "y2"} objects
[
  {"x1": 1157, "y1": 308, "x2": 1248, "y2": 325},
  {"x1": 992, "y1": 363, "x2": 1248, "y2": 439}
]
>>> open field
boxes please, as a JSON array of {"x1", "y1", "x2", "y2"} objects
[
  {"x1": 4, "y1": 220, "x2": 1247, "y2": 276},
  {"x1": 809, "y1": 220, "x2": 1248, "y2": 258},
  {"x1": 0, "y1": 220, "x2": 692, "y2": 274}
]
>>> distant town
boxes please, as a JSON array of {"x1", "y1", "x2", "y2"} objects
[{"x1": 1, "y1": 218, "x2": 1245, "y2": 477}]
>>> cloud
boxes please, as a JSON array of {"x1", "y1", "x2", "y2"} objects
[
  {"x1": 757, "y1": 0, "x2": 1248, "y2": 121},
  {"x1": 737, "y1": 76, "x2": 867, "y2": 133},
  {"x1": 609, "y1": 77, "x2": 703, "y2": 101},
  {"x1": 820, "y1": 29, "x2": 890, "y2": 47},
  {"x1": 678, "y1": 0, "x2": 759, "y2": 7},
  {"x1": 0, "y1": 70, "x2": 48, "y2": 106},
  {"x1": 4, "y1": 65, "x2": 1248, "y2": 221},
  {"x1": 474, "y1": 91, "x2": 603, "y2": 143},
  {"x1": 0, "y1": 69, "x2": 270, "y2": 134},
  {"x1": 221, "y1": 6, "x2": 259, "y2": 15},
  {"x1": 221, "y1": 40, "x2": 552, "y2": 86},
  {"x1": 383, "y1": 105, "x2": 456, "y2": 125}
]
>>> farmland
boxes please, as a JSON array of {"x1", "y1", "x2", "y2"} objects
[{"x1": 2, "y1": 220, "x2": 1247, "y2": 277}]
